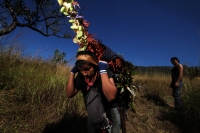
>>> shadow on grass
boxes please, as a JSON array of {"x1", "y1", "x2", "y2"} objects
[
  {"x1": 143, "y1": 93, "x2": 200, "y2": 133},
  {"x1": 42, "y1": 112, "x2": 88, "y2": 133},
  {"x1": 158, "y1": 108, "x2": 200, "y2": 133},
  {"x1": 142, "y1": 93, "x2": 169, "y2": 107}
]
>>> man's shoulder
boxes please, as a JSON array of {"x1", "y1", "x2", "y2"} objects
[{"x1": 178, "y1": 64, "x2": 183, "y2": 68}]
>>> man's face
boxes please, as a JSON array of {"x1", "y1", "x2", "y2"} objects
[
  {"x1": 171, "y1": 59, "x2": 178, "y2": 65},
  {"x1": 78, "y1": 64, "x2": 95, "y2": 78}
]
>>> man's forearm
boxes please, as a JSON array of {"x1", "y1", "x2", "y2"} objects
[{"x1": 66, "y1": 73, "x2": 77, "y2": 98}]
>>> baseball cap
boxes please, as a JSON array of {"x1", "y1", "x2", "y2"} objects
[{"x1": 171, "y1": 57, "x2": 180, "y2": 62}]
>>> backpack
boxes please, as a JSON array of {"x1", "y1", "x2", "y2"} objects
[{"x1": 85, "y1": 86, "x2": 110, "y2": 129}]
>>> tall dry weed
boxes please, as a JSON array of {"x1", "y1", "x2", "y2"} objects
[
  {"x1": 0, "y1": 34, "x2": 85, "y2": 133},
  {"x1": 135, "y1": 72, "x2": 200, "y2": 131}
]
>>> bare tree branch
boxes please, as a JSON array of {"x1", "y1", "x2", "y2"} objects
[{"x1": 0, "y1": 0, "x2": 72, "y2": 38}]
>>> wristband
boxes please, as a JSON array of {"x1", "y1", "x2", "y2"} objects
[
  {"x1": 99, "y1": 70, "x2": 107, "y2": 74},
  {"x1": 98, "y1": 61, "x2": 108, "y2": 74}
]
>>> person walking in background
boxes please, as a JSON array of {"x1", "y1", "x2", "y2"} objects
[
  {"x1": 170, "y1": 57, "x2": 183, "y2": 110},
  {"x1": 66, "y1": 51, "x2": 121, "y2": 133}
]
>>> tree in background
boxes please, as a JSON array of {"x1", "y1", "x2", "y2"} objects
[
  {"x1": 51, "y1": 49, "x2": 67, "y2": 65},
  {"x1": 0, "y1": 0, "x2": 71, "y2": 38}
]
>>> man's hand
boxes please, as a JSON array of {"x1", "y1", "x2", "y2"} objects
[
  {"x1": 175, "y1": 82, "x2": 179, "y2": 87},
  {"x1": 70, "y1": 65, "x2": 78, "y2": 74},
  {"x1": 98, "y1": 61, "x2": 108, "y2": 74}
]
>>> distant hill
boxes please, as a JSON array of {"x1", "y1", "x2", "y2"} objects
[{"x1": 135, "y1": 66, "x2": 172, "y2": 75}]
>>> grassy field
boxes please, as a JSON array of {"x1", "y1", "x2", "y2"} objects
[
  {"x1": 0, "y1": 36, "x2": 200, "y2": 133},
  {"x1": 130, "y1": 73, "x2": 200, "y2": 133}
]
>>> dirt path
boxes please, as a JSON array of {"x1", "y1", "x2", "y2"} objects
[
  {"x1": 125, "y1": 93, "x2": 193, "y2": 133},
  {"x1": 42, "y1": 91, "x2": 198, "y2": 133}
]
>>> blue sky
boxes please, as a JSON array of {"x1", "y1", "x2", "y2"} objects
[{"x1": 18, "y1": 0, "x2": 200, "y2": 66}]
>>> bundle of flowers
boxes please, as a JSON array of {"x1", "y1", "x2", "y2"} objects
[{"x1": 57, "y1": 0, "x2": 137, "y2": 111}]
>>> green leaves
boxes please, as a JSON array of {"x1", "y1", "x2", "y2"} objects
[{"x1": 51, "y1": 49, "x2": 67, "y2": 65}]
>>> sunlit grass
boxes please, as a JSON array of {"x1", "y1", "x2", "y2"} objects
[
  {"x1": 134, "y1": 72, "x2": 200, "y2": 131},
  {"x1": 0, "y1": 35, "x2": 86, "y2": 133},
  {"x1": 0, "y1": 34, "x2": 200, "y2": 132}
]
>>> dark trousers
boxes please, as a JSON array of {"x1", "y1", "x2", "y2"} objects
[{"x1": 172, "y1": 81, "x2": 183, "y2": 109}]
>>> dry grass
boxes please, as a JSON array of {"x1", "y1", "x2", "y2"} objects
[
  {"x1": 125, "y1": 73, "x2": 200, "y2": 133},
  {"x1": 0, "y1": 35, "x2": 86, "y2": 133},
  {"x1": 0, "y1": 35, "x2": 200, "y2": 133}
]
